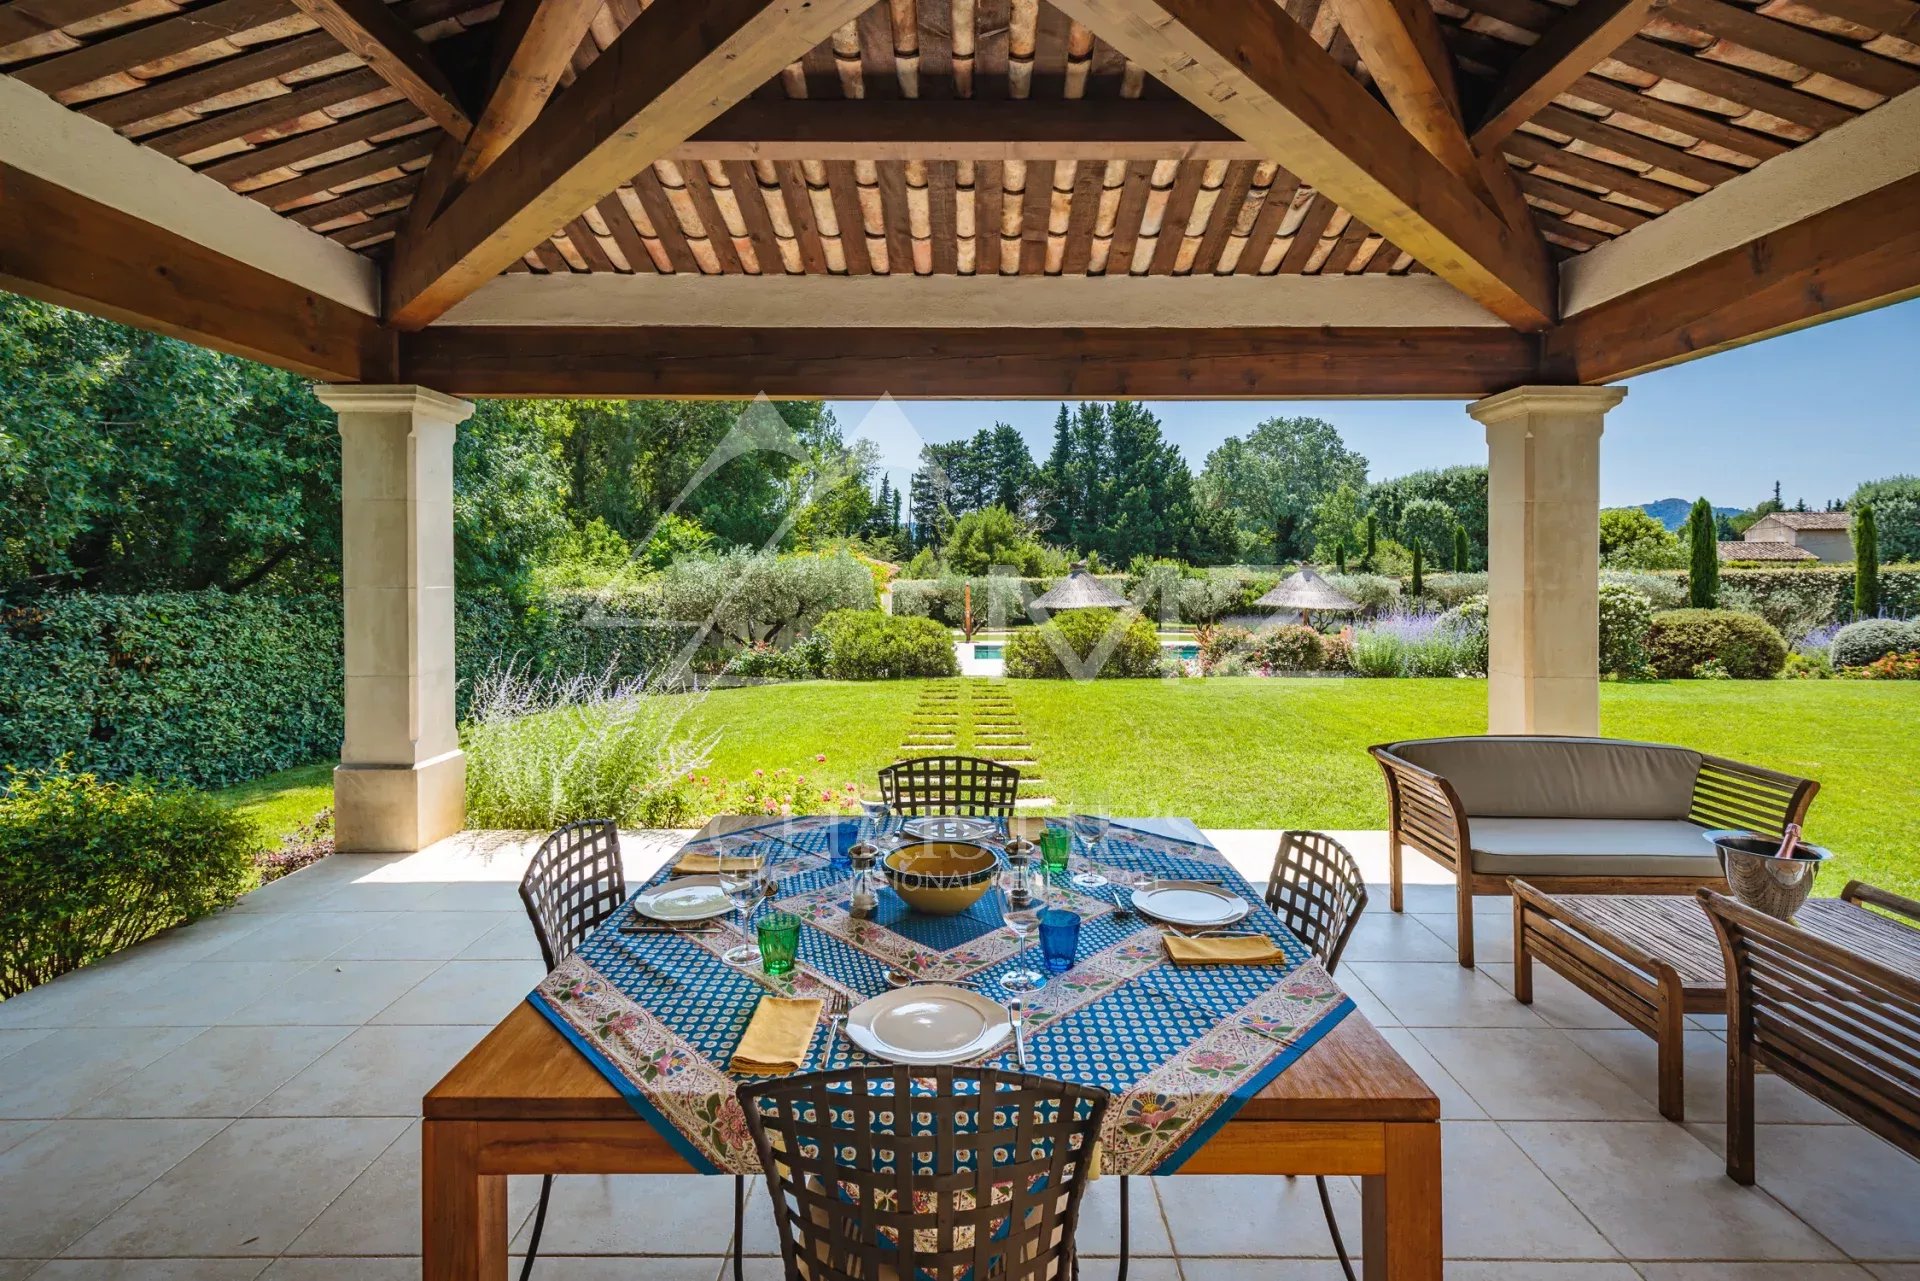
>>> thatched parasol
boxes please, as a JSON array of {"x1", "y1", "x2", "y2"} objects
[
  {"x1": 1029, "y1": 563, "x2": 1129, "y2": 612},
  {"x1": 1255, "y1": 568, "x2": 1360, "y2": 619}
]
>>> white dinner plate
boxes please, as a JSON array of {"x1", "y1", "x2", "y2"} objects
[
  {"x1": 631, "y1": 876, "x2": 736, "y2": 922},
  {"x1": 845, "y1": 985, "x2": 1012, "y2": 1065},
  {"x1": 1130, "y1": 880, "x2": 1250, "y2": 928},
  {"x1": 900, "y1": 816, "x2": 999, "y2": 843}
]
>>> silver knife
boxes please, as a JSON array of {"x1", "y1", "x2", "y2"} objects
[{"x1": 1010, "y1": 997, "x2": 1029, "y2": 1070}]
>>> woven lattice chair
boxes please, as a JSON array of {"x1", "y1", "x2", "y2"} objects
[
  {"x1": 516, "y1": 822, "x2": 748, "y2": 1281},
  {"x1": 879, "y1": 755, "x2": 1020, "y2": 819},
  {"x1": 1268, "y1": 830, "x2": 1370, "y2": 1281},
  {"x1": 740, "y1": 1066, "x2": 1109, "y2": 1281}
]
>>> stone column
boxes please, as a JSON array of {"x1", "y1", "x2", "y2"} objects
[
  {"x1": 1469, "y1": 385, "x2": 1626, "y2": 737},
  {"x1": 316, "y1": 384, "x2": 475, "y2": 852}
]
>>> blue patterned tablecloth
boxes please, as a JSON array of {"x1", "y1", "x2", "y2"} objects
[{"x1": 528, "y1": 815, "x2": 1353, "y2": 1175}]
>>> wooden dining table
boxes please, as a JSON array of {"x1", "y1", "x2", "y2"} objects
[{"x1": 422, "y1": 817, "x2": 1444, "y2": 1280}]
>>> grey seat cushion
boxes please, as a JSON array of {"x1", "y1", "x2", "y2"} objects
[{"x1": 1468, "y1": 818, "x2": 1724, "y2": 879}]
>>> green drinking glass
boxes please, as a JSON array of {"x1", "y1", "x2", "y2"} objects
[
  {"x1": 757, "y1": 911, "x2": 802, "y2": 977},
  {"x1": 1040, "y1": 826, "x2": 1071, "y2": 874}
]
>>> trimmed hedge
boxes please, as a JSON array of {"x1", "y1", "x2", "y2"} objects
[
  {"x1": 1647, "y1": 609, "x2": 1788, "y2": 679},
  {"x1": 1006, "y1": 609, "x2": 1162, "y2": 679},
  {"x1": 1, "y1": 764, "x2": 258, "y2": 996},
  {"x1": 816, "y1": 610, "x2": 957, "y2": 679},
  {"x1": 1831, "y1": 618, "x2": 1920, "y2": 669}
]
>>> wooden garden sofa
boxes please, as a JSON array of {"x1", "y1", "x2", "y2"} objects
[{"x1": 1370, "y1": 736, "x2": 1819, "y2": 968}]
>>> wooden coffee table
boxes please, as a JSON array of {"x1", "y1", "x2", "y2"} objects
[{"x1": 1509, "y1": 879, "x2": 1919, "y2": 1122}]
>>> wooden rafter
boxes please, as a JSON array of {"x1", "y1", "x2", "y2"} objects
[
  {"x1": 1471, "y1": 0, "x2": 1660, "y2": 152},
  {"x1": 1547, "y1": 172, "x2": 1920, "y2": 382},
  {"x1": 286, "y1": 0, "x2": 474, "y2": 139},
  {"x1": 671, "y1": 98, "x2": 1262, "y2": 161},
  {"x1": 400, "y1": 324, "x2": 1543, "y2": 397},
  {"x1": 0, "y1": 162, "x2": 385, "y2": 382},
  {"x1": 1049, "y1": 0, "x2": 1555, "y2": 329},
  {"x1": 450, "y1": 0, "x2": 604, "y2": 187},
  {"x1": 386, "y1": 0, "x2": 875, "y2": 329}
]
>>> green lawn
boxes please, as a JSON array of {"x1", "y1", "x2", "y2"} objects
[
  {"x1": 214, "y1": 679, "x2": 1920, "y2": 896},
  {"x1": 212, "y1": 761, "x2": 333, "y2": 850}
]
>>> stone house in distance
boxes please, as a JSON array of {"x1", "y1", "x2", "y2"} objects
[{"x1": 1720, "y1": 512, "x2": 1856, "y2": 564}]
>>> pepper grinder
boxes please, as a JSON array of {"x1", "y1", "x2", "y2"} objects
[
  {"x1": 848, "y1": 840, "x2": 879, "y2": 918},
  {"x1": 1004, "y1": 842, "x2": 1034, "y2": 910}
]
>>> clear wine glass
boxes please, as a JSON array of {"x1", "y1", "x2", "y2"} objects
[
  {"x1": 1069, "y1": 810, "x2": 1111, "y2": 890},
  {"x1": 719, "y1": 867, "x2": 765, "y2": 966},
  {"x1": 998, "y1": 864, "x2": 1046, "y2": 995}
]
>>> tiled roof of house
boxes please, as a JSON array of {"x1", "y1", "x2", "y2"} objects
[
  {"x1": 1720, "y1": 540, "x2": 1817, "y2": 562},
  {"x1": 1750, "y1": 511, "x2": 1853, "y2": 532}
]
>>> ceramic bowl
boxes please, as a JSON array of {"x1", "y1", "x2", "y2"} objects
[{"x1": 881, "y1": 840, "x2": 999, "y2": 915}]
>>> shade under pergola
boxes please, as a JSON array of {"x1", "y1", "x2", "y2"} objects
[
  {"x1": 1255, "y1": 569, "x2": 1360, "y2": 614},
  {"x1": 1030, "y1": 564, "x2": 1129, "y2": 612}
]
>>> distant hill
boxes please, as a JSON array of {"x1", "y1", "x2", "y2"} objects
[{"x1": 1637, "y1": 498, "x2": 1742, "y2": 531}]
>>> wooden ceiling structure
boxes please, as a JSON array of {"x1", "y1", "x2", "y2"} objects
[{"x1": 2, "y1": 0, "x2": 1917, "y2": 398}]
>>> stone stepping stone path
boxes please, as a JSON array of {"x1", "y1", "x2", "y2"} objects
[{"x1": 891, "y1": 679, "x2": 1053, "y2": 808}]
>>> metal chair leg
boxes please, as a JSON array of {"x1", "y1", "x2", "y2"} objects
[
  {"x1": 1117, "y1": 1175, "x2": 1130, "y2": 1281},
  {"x1": 732, "y1": 1173, "x2": 746, "y2": 1281},
  {"x1": 1316, "y1": 1174, "x2": 1357, "y2": 1281},
  {"x1": 517, "y1": 1173, "x2": 554, "y2": 1281}
]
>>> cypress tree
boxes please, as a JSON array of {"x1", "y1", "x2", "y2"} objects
[
  {"x1": 1335, "y1": 543, "x2": 1347, "y2": 574},
  {"x1": 1855, "y1": 503, "x2": 1880, "y2": 619},
  {"x1": 1687, "y1": 496, "x2": 1719, "y2": 608},
  {"x1": 1452, "y1": 524, "x2": 1469, "y2": 572},
  {"x1": 1410, "y1": 539, "x2": 1424, "y2": 598},
  {"x1": 1363, "y1": 513, "x2": 1378, "y2": 569}
]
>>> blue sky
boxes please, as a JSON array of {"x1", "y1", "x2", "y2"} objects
[{"x1": 829, "y1": 296, "x2": 1920, "y2": 511}]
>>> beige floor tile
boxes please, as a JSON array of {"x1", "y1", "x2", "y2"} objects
[
  {"x1": 1154, "y1": 1262, "x2": 1308, "y2": 1280},
  {"x1": 1412, "y1": 1028, "x2": 1660, "y2": 1121},
  {"x1": 310, "y1": 879, "x2": 458, "y2": 913},
  {"x1": 1375, "y1": 1027, "x2": 1487, "y2": 1119},
  {"x1": 1746, "y1": 1124, "x2": 1920, "y2": 1261},
  {"x1": 0, "y1": 957, "x2": 197, "y2": 1030},
  {"x1": 1563, "y1": 1030, "x2": 1842, "y2": 1126},
  {"x1": 1503, "y1": 1121, "x2": 1844, "y2": 1260},
  {"x1": 251, "y1": 1024, "x2": 492, "y2": 1117},
  {"x1": 1338, "y1": 910, "x2": 1460, "y2": 964},
  {"x1": 0, "y1": 1120, "x2": 47, "y2": 1156},
  {"x1": 1479, "y1": 962, "x2": 1635, "y2": 1031},
  {"x1": 421, "y1": 881, "x2": 527, "y2": 912},
  {"x1": 1438, "y1": 1121, "x2": 1619, "y2": 1261},
  {"x1": 1634, "y1": 1265, "x2": 1875, "y2": 1279},
  {"x1": 0, "y1": 1262, "x2": 39, "y2": 1280},
  {"x1": 1152, "y1": 1174, "x2": 1357, "y2": 1256},
  {"x1": 457, "y1": 917, "x2": 546, "y2": 960},
  {"x1": 224, "y1": 960, "x2": 442, "y2": 1026},
  {"x1": 100, "y1": 911, "x2": 280, "y2": 962},
  {"x1": 31, "y1": 1261, "x2": 269, "y2": 1279},
  {"x1": 368, "y1": 959, "x2": 545, "y2": 1025},
  {"x1": 200, "y1": 913, "x2": 382, "y2": 962},
  {"x1": 74, "y1": 1025, "x2": 353, "y2": 1119},
  {"x1": 1330, "y1": 969, "x2": 1401, "y2": 1028},
  {"x1": 286, "y1": 1120, "x2": 538, "y2": 1255},
  {"x1": 0, "y1": 1026, "x2": 201, "y2": 1117},
  {"x1": 329, "y1": 911, "x2": 521, "y2": 960},
  {"x1": 1343, "y1": 962, "x2": 1550, "y2": 1029},
  {"x1": 1413, "y1": 907, "x2": 1517, "y2": 957},
  {"x1": 1071, "y1": 1175, "x2": 1174, "y2": 1257},
  {"x1": 1871, "y1": 1268, "x2": 1920, "y2": 1280},
  {"x1": 1070, "y1": 1259, "x2": 1182, "y2": 1281},
  {"x1": 0, "y1": 1029, "x2": 53, "y2": 1062},
  {"x1": 513, "y1": 1173, "x2": 751, "y2": 1255},
  {"x1": 227, "y1": 857, "x2": 400, "y2": 913},
  {"x1": 90, "y1": 962, "x2": 320, "y2": 1028},
  {"x1": 259, "y1": 1259, "x2": 420, "y2": 1281},
  {"x1": 66, "y1": 1116, "x2": 407, "y2": 1258},
  {"x1": 1443, "y1": 1268, "x2": 1639, "y2": 1280},
  {"x1": 0, "y1": 1119, "x2": 226, "y2": 1257}
]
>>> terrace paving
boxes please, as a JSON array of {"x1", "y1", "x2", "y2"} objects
[{"x1": 0, "y1": 828, "x2": 1913, "y2": 1279}]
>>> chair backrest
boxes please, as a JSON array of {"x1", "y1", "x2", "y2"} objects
[
  {"x1": 740, "y1": 1066, "x2": 1109, "y2": 1281},
  {"x1": 879, "y1": 755, "x2": 1020, "y2": 818},
  {"x1": 1266, "y1": 831, "x2": 1369, "y2": 973},
  {"x1": 1701, "y1": 889, "x2": 1920, "y2": 1164},
  {"x1": 519, "y1": 819, "x2": 625, "y2": 971},
  {"x1": 1383, "y1": 735, "x2": 1702, "y2": 820}
]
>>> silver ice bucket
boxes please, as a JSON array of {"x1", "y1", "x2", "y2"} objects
[{"x1": 1705, "y1": 830, "x2": 1830, "y2": 921}]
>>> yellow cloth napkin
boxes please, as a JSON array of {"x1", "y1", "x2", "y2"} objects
[
  {"x1": 675, "y1": 849, "x2": 764, "y2": 875},
  {"x1": 1163, "y1": 934, "x2": 1289, "y2": 967},
  {"x1": 731, "y1": 997, "x2": 823, "y2": 1075}
]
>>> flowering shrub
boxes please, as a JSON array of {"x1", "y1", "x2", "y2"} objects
[
  {"x1": 726, "y1": 634, "x2": 829, "y2": 681},
  {"x1": 682, "y1": 758, "x2": 867, "y2": 818},
  {"x1": 1196, "y1": 624, "x2": 1253, "y2": 675},
  {"x1": 1598, "y1": 583, "x2": 1655, "y2": 677},
  {"x1": 1320, "y1": 631, "x2": 1353, "y2": 673},
  {"x1": 256, "y1": 808, "x2": 334, "y2": 882},
  {"x1": 1351, "y1": 613, "x2": 1481, "y2": 677},
  {"x1": 1251, "y1": 624, "x2": 1324, "y2": 672},
  {"x1": 1831, "y1": 618, "x2": 1920, "y2": 669},
  {"x1": 1847, "y1": 649, "x2": 1920, "y2": 680}
]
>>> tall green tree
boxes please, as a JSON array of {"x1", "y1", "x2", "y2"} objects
[
  {"x1": 1687, "y1": 496, "x2": 1720, "y2": 608},
  {"x1": 1367, "y1": 466, "x2": 1487, "y2": 567},
  {"x1": 1410, "y1": 538, "x2": 1425, "y2": 598},
  {"x1": 1452, "y1": 525, "x2": 1469, "y2": 572},
  {"x1": 1398, "y1": 498, "x2": 1456, "y2": 567},
  {"x1": 982, "y1": 423, "x2": 1036, "y2": 516},
  {"x1": 1363, "y1": 512, "x2": 1378, "y2": 568},
  {"x1": 1855, "y1": 503, "x2": 1880, "y2": 619},
  {"x1": 1196, "y1": 416, "x2": 1367, "y2": 563},
  {"x1": 1852, "y1": 476, "x2": 1920, "y2": 562}
]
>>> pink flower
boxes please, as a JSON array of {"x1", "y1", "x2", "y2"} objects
[
  {"x1": 821, "y1": 791, "x2": 833, "y2": 802},
  {"x1": 815, "y1": 754, "x2": 827, "y2": 764},
  {"x1": 754, "y1": 769, "x2": 765, "y2": 778},
  {"x1": 779, "y1": 802, "x2": 793, "y2": 816}
]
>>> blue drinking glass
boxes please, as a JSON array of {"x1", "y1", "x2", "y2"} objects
[{"x1": 1038, "y1": 908, "x2": 1080, "y2": 975}]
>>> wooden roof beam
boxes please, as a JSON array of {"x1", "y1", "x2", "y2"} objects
[
  {"x1": 287, "y1": 0, "x2": 474, "y2": 139},
  {"x1": 1472, "y1": 0, "x2": 1661, "y2": 153},
  {"x1": 385, "y1": 0, "x2": 873, "y2": 330},
  {"x1": 452, "y1": 0, "x2": 603, "y2": 186},
  {"x1": 671, "y1": 98, "x2": 1264, "y2": 161},
  {"x1": 1051, "y1": 0, "x2": 1556, "y2": 329}
]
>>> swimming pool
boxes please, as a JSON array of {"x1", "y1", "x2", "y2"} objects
[{"x1": 970, "y1": 641, "x2": 1198, "y2": 661}]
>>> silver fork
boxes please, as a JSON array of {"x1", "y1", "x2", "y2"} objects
[{"x1": 817, "y1": 991, "x2": 849, "y2": 1064}]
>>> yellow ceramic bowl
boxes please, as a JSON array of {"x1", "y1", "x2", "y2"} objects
[{"x1": 881, "y1": 841, "x2": 999, "y2": 916}]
